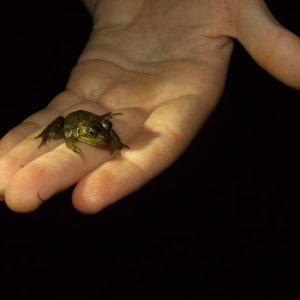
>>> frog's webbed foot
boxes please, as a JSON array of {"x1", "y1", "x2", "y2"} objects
[
  {"x1": 35, "y1": 116, "x2": 65, "y2": 148},
  {"x1": 109, "y1": 129, "x2": 129, "y2": 155},
  {"x1": 65, "y1": 138, "x2": 85, "y2": 159}
]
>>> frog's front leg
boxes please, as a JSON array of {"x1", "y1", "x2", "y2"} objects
[
  {"x1": 36, "y1": 116, "x2": 65, "y2": 148},
  {"x1": 65, "y1": 137, "x2": 85, "y2": 158}
]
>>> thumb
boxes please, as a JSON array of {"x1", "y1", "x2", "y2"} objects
[{"x1": 236, "y1": 0, "x2": 300, "y2": 89}]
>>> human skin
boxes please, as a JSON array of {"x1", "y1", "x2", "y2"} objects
[{"x1": 0, "y1": 0, "x2": 300, "y2": 213}]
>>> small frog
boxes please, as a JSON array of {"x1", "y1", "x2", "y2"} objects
[{"x1": 36, "y1": 110, "x2": 128, "y2": 158}]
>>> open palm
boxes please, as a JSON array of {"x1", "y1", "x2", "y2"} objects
[{"x1": 0, "y1": 0, "x2": 299, "y2": 213}]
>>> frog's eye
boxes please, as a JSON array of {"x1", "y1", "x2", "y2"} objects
[
  {"x1": 101, "y1": 119, "x2": 112, "y2": 130},
  {"x1": 87, "y1": 127, "x2": 97, "y2": 136}
]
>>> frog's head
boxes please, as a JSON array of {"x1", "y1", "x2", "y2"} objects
[{"x1": 77, "y1": 118, "x2": 113, "y2": 145}]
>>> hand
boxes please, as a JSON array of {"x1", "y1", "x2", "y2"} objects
[{"x1": 1, "y1": 0, "x2": 299, "y2": 213}]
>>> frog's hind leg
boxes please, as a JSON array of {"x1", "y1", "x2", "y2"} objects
[{"x1": 35, "y1": 116, "x2": 65, "y2": 148}]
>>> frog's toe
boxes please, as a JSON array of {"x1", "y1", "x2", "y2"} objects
[
  {"x1": 73, "y1": 147, "x2": 85, "y2": 159},
  {"x1": 36, "y1": 138, "x2": 45, "y2": 148},
  {"x1": 110, "y1": 142, "x2": 129, "y2": 155},
  {"x1": 35, "y1": 134, "x2": 49, "y2": 148}
]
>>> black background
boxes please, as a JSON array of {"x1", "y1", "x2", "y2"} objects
[{"x1": 1, "y1": 0, "x2": 300, "y2": 298}]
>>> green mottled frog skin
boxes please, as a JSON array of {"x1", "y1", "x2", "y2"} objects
[{"x1": 36, "y1": 110, "x2": 128, "y2": 158}]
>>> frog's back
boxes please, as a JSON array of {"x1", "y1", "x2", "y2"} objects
[{"x1": 64, "y1": 110, "x2": 93, "y2": 127}]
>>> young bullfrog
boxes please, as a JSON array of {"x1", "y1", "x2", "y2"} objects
[{"x1": 36, "y1": 110, "x2": 128, "y2": 158}]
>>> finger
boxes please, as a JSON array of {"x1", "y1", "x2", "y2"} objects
[
  {"x1": 72, "y1": 95, "x2": 217, "y2": 214},
  {"x1": 4, "y1": 108, "x2": 147, "y2": 212},
  {"x1": 235, "y1": 0, "x2": 300, "y2": 89},
  {"x1": 0, "y1": 90, "x2": 82, "y2": 156},
  {"x1": 0, "y1": 131, "x2": 62, "y2": 199}
]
